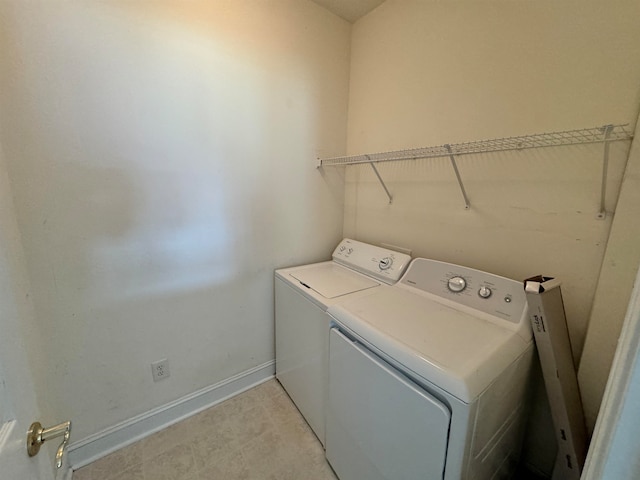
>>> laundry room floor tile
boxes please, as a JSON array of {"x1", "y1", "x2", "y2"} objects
[{"x1": 72, "y1": 379, "x2": 337, "y2": 480}]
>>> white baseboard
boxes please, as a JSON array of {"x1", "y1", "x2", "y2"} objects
[{"x1": 67, "y1": 360, "x2": 275, "y2": 470}]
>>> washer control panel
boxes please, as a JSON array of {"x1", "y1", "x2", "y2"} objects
[
  {"x1": 400, "y1": 258, "x2": 526, "y2": 324},
  {"x1": 333, "y1": 238, "x2": 411, "y2": 285}
]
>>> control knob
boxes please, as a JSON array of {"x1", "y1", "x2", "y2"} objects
[
  {"x1": 379, "y1": 257, "x2": 393, "y2": 270},
  {"x1": 478, "y1": 286, "x2": 492, "y2": 299},
  {"x1": 447, "y1": 276, "x2": 466, "y2": 293}
]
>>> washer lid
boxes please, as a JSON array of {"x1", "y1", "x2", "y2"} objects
[
  {"x1": 328, "y1": 287, "x2": 531, "y2": 403},
  {"x1": 290, "y1": 263, "x2": 379, "y2": 299}
]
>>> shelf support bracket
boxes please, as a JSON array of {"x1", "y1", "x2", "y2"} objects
[
  {"x1": 367, "y1": 156, "x2": 393, "y2": 204},
  {"x1": 445, "y1": 145, "x2": 470, "y2": 210},
  {"x1": 597, "y1": 125, "x2": 614, "y2": 220}
]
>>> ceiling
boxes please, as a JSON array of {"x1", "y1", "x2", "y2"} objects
[{"x1": 311, "y1": 0, "x2": 387, "y2": 23}]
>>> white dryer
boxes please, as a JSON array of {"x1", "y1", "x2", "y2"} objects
[
  {"x1": 275, "y1": 239, "x2": 411, "y2": 446},
  {"x1": 326, "y1": 258, "x2": 534, "y2": 480}
]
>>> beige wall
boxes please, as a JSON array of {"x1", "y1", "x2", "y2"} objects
[
  {"x1": 345, "y1": 0, "x2": 640, "y2": 473},
  {"x1": 0, "y1": 0, "x2": 350, "y2": 441},
  {"x1": 579, "y1": 118, "x2": 640, "y2": 432}
]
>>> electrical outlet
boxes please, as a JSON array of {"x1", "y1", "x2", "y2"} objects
[{"x1": 151, "y1": 358, "x2": 170, "y2": 382}]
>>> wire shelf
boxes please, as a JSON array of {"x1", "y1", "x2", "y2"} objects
[
  {"x1": 318, "y1": 124, "x2": 634, "y2": 167},
  {"x1": 317, "y1": 123, "x2": 635, "y2": 215}
]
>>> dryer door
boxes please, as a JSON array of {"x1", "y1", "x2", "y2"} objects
[{"x1": 327, "y1": 328, "x2": 451, "y2": 480}]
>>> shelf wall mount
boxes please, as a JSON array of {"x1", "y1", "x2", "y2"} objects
[
  {"x1": 366, "y1": 156, "x2": 393, "y2": 204},
  {"x1": 445, "y1": 144, "x2": 470, "y2": 210},
  {"x1": 597, "y1": 124, "x2": 614, "y2": 220}
]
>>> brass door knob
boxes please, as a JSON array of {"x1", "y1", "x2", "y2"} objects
[{"x1": 27, "y1": 420, "x2": 71, "y2": 468}]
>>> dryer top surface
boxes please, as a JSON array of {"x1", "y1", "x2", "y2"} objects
[{"x1": 328, "y1": 286, "x2": 531, "y2": 403}]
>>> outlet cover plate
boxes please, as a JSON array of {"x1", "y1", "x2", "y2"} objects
[{"x1": 151, "y1": 358, "x2": 170, "y2": 382}]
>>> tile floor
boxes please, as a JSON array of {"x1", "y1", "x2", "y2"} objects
[
  {"x1": 73, "y1": 378, "x2": 547, "y2": 480},
  {"x1": 72, "y1": 379, "x2": 337, "y2": 480}
]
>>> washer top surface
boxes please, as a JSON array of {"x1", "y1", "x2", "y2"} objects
[
  {"x1": 290, "y1": 262, "x2": 379, "y2": 299},
  {"x1": 275, "y1": 239, "x2": 412, "y2": 310},
  {"x1": 277, "y1": 261, "x2": 381, "y2": 311},
  {"x1": 328, "y1": 258, "x2": 532, "y2": 403}
]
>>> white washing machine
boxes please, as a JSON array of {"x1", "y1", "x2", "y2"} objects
[
  {"x1": 326, "y1": 258, "x2": 534, "y2": 480},
  {"x1": 275, "y1": 239, "x2": 411, "y2": 446}
]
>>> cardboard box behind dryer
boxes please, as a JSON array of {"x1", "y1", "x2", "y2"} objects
[{"x1": 524, "y1": 276, "x2": 587, "y2": 480}]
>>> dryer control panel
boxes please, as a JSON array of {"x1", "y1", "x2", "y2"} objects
[
  {"x1": 400, "y1": 258, "x2": 527, "y2": 325},
  {"x1": 333, "y1": 239, "x2": 411, "y2": 285}
]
